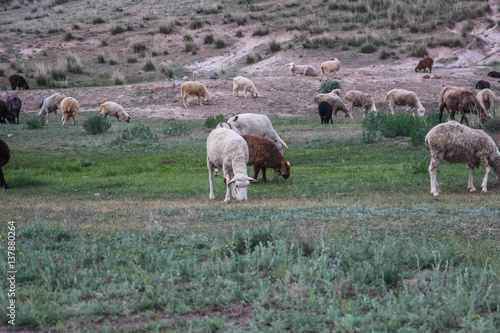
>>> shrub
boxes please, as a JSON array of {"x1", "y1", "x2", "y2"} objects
[
  {"x1": 133, "y1": 42, "x2": 147, "y2": 53},
  {"x1": 83, "y1": 115, "x2": 111, "y2": 134},
  {"x1": 97, "y1": 54, "x2": 105, "y2": 64},
  {"x1": 204, "y1": 33, "x2": 214, "y2": 44},
  {"x1": 92, "y1": 17, "x2": 105, "y2": 24},
  {"x1": 66, "y1": 55, "x2": 83, "y2": 74},
  {"x1": 101, "y1": 40, "x2": 108, "y2": 47},
  {"x1": 161, "y1": 66, "x2": 174, "y2": 79},
  {"x1": 143, "y1": 60, "x2": 155, "y2": 72},
  {"x1": 409, "y1": 42, "x2": 428, "y2": 57},
  {"x1": 246, "y1": 54, "x2": 255, "y2": 64},
  {"x1": 121, "y1": 124, "x2": 156, "y2": 141},
  {"x1": 204, "y1": 114, "x2": 227, "y2": 128},
  {"x1": 127, "y1": 57, "x2": 137, "y2": 64},
  {"x1": 319, "y1": 80, "x2": 341, "y2": 93},
  {"x1": 110, "y1": 26, "x2": 125, "y2": 35},
  {"x1": 112, "y1": 71, "x2": 124, "y2": 85},
  {"x1": 159, "y1": 23, "x2": 174, "y2": 34},
  {"x1": 252, "y1": 26, "x2": 268, "y2": 36},
  {"x1": 63, "y1": 32, "x2": 73, "y2": 41},
  {"x1": 233, "y1": 228, "x2": 274, "y2": 255},
  {"x1": 359, "y1": 42, "x2": 378, "y2": 54},
  {"x1": 214, "y1": 38, "x2": 226, "y2": 49},
  {"x1": 234, "y1": 15, "x2": 247, "y2": 26},
  {"x1": 235, "y1": 29, "x2": 243, "y2": 38},
  {"x1": 481, "y1": 109, "x2": 500, "y2": 133},
  {"x1": 163, "y1": 121, "x2": 191, "y2": 136},
  {"x1": 25, "y1": 116, "x2": 45, "y2": 129},
  {"x1": 190, "y1": 19, "x2": 203, "y2": 29},
  {"x1": 403, "y1": 155, "x2": 430, "y2": 174},
  {"x1": 183, "y1": 34, "x2": 193, "y2": 42},
  {"x1": 269, "y1": 40, "x2": 281, "y2": 52},
  {"x1": 108, "y1": 59, "x2": 117, "y2": 65},
  {"x1": 184, "y1": 42, "x2": 197, "y2": 55}
]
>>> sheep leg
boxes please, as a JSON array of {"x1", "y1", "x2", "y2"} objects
[
  {"x1": 467, "y1": 164, "x2": 476, "y2": 192},
  {"x1": 72, "y1": 114, "x2": 76, "y2": 125},
  {"x1": 208, "y1": 159, "x2": 216, "y2": 200},
  {"x1": 0, "y1": 169, "x2": 8, "y2": 189},
  {"x1": 480, "y1": 159, "x2": 490, "y2": 193},
  {"x1": 253, "y1": 165, "x2": 261, "y2": 181},
  {"x1": 388, "y1": 101, "x2": 394, "y2": 115},
  {"x1": 183, "y1": 96, "x2": 188, "y2": 107},
  {"x1": 261, "y1": 168, "x2": 268, "y2": 183},
  {"x1": 438, "y1": 104, "x2": 446, "y2": 123},
  {"x1": 224, "y1": 170, "x2": 234, "y2": 202},
  {"x1": 429, "y1": 156, "x2": 442, "y2": 196},
  {"x1": 233, "y1": 87, "x2": 238, "y2": 97}
]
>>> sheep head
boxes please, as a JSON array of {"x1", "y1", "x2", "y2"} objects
[
  {"x1": 417, "y1": 107, "x2": 426, "y2": 117},
  {"x1": 227, "y1": 175, "x2": 257, "y2": 202}
]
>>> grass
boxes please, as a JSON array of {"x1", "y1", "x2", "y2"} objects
[{"x1": 0, "y1": 114, "x2": 498, "y2": 332}]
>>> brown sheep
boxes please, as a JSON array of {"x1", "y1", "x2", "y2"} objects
[
  {"x1": 181, "y1": 81, "x2": 211, "y2": 107},
  {"x1": 0, "y1": 138, "x2": 10, "y2": 189},
  {"x1": 426, "y1": 121, "x2": 500, "y2": 196},
  {"x1": 241, "y1": 134, "x2": 290, "y2": 182},
  {"x1": 438, "y1": 86, "x2": 489, "y2": 125},
  {"x1": 415, "y1": 57, "x2": 434, "y2": 73},
  {"x1": 60, "y1": 97, "x2": 80, "y2": 126},
  {"x1": 9, "y1": 74, "x2": 30, "y2": 90}
]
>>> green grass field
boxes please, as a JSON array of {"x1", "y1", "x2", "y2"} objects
[{"x1": 0, "y1": 112, "x2": 499, "y2": 331}]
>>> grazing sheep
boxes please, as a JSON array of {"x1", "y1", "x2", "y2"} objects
[
  {"x1": 0, "y1": 138, "x2": 10, "y2": 189},
  {"x1": 477, "y1": 89, "x2": 496, "y2": 111},
  {"x1": 38, "y1": 92, "x2": 66, "y2": 123},
  {"x1": 0, "y1": 100, "x2": 13, "y2": 124},
  {"x1": 216, "y1": 121, "x2": 241, "y2": 134},
  {"x1": 487, "y1": 71, "x2": 500, "y2": 78},
  {"x1": 60, "y1": 97, "x2": 79, "y2": 126},
  {"x1": 227, "y1": 113, "x2": 288, "y2": 152},
  {"x1": 320, "y1": 58, "x2": 341, "y2": 81},
  {"x1": 426, "y1": 121, "x2": 500, "y2": 196},
  {"x1": 241, "y1": 134, "x2": 291, "y2": 182},
  {"x1": 318, "y1": 101, "x2": 333, "y2": 124},
  {"x1": 9, "y1": 74, "x2": 29, "y2": 90},
  {"x1": 6, "y1": 95, "x2": 22, "y2": 124},
  {"x1": 313, "y1": 94, "x2": 353, "y2": 119},
  {"x1": 289, "y1": 62, "x2": 318, "y2": 76},
  {"x1": 475, "y1": 80, "x2": 490, "y2": 90},
  {"x1": 385, "y1": 89, "x2": 425, "y2": 117},
  {"x1": 232, "y1": 76, "x2": 258, "y2": 98},
  {"x1": 206, "y1": 128, "x2": 256, "y2": 202},
  {"x1": 438, "y1": 86, "x2": 489, "y2": 125},
  {"x1": 345, "y1": 90, "x2": 377, "y2": 118},
  {"x1": 415, "y1": 57, "x2": 434, "y2": 73},
  {"x1": 99, "y1": 101, "x2": 131, "y2": 123},
  {"x1": 181, "y1": 81, "x2": 211, "y2": 107}
]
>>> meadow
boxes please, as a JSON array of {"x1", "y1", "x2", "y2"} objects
[{"x1": 0, "y1": 111, "x2": 499, "y2": 332}]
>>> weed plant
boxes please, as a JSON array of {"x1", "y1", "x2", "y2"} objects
[
  {"x1": 184, "y1": 42, "x2": 197, "y2": 55},
  {"x1": 112, "y1": 71, "x2": 124, "y2": 85},
  {"x1": 63, "y1": 32, "x2": 73, "y2": 41},
  {"x1": 97, "y1": 54, "x2": 105, "y2": 64},
  {"x1": 319, "y1": 80, "x2": 341, "y2": 93},
  {"x1": 127, "y1": 57, "x2": 137, "y2": 64},
  {"x1": 190, "y1": 19, "x2": 203, "y2": 29},
  {"x1": 204, "y1": 33, "x2": 214, "y2": 44},
  {"x1": 163, "y1": 121, "x2": 191, "y2": 136},
  {"x1": 25, "y1": 116, "x2": 45, "y2": 129},
  {"x1": 83, "y1": 115, "x2": 111, "y2": 134},
  {"x1": 121, "y1": 123, "x2": 156, "y2": 141},
  {"x1": 133, "y1": 42, "x2": 147, "y2": 53},
  {"x1": 214, "y1": 38, "x2": 226, "y2": 49},
  {"x1": 143, "y1": 60, "x2": 155, "y2": 72},
  {"x1": 481, "y1": 108, "x2": 500, "y2": 133},
  {"x1": 204, "y1": 114, "x2": 227, "y2": 128},
  {"x1": 269, "y1": 40, "x2": 281, "y2": 52}
]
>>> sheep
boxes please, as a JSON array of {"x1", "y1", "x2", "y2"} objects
[
  {"x1": 425, "y1": 121, "x2": 500, "y2": 196},
  {"x1": 232, "y1": 76, "x2": 258, "y2": 98},
  {"x1": 180, "y1": 81, "x2": 211, "y2": 107},
  {"x1": 320, "y1": 58, "x2": 341, "y2": 81},
  {"x1": 6, "y1": 95, "x2": 22, "y2": 124},
  {"x1": 487, "y1": 71, "x2": 500, "y2": 78},
  {"x1": 477, "y1": 89, "x2": 496, "y2": 111},
  {"x1": 215, "y1": 121, "x2": 241, "y2": 134},
  {"x1": 0, "y1": 100, "x2": 13, "y2": 124},
  {"x1": 206, "y1": 127, "x2": 256, "y2": 202},
  {"x1": 227, "y1": 113, "x2": 288, "y2": 152},
  {"x1": 318, "y1": 101, "x2": 333, "y2": 124},
  {"x1": 345, "y1": 90, "x2": 377, "y2": 118},
  {"x1": 289, "y1": 62, "x2": 318, "y2": 76},
  {"x1": 241, "y1": 134, "x2": 291, "y2": 182},
  {"x1": 38, "y1": 97, "x2": 46, "y2": 109},
  {"x1": 9, "y1": 74, "x2": 29, "y2": 90},
  {"x1": 313, "y1": 94, "x2": 353, "y2": 119},
  {"x1": 438, "y1": 86, "x2": 489, "y2": 125},
  {"x1": 385, "y1": 89, "x2": 425, "y2": 117},
  {"x1": 99, "y1": 101, "x2": 131, "y2": 123},
  {"x1": 415, "y1": 57, "x2": 434, "y2": 73},
  {"x1": 60, "y1": 97, "x2": 79, "y2": 126},
  {"x1": 0, "y1": 138, "x2": 10, "y2": 189},
  {"x1": 475, "y1": 80, "x2": 490, "y2": 90},
  {"x1": 38, "y1": 92, "x2": 66, "y2": 124}
]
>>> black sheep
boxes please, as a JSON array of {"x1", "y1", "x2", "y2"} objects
[
  {"x1": 318, "y1": 101, "x2": 333, "y2": 124},
  {"x1": 0, "y1": 139, "x2": 10, "y2": 189},
  {"x1": 6, "y1": 95, "x2": 22, "y2": 124},
  {"x1": 9, "y1": 74, "x2": 30, "y2": 90},
  {"x1": 475, "y1": 80, "x2": 490, "y2": 90},
  {"x1": 487, "y1": 71, "x2": 500, "y2": 78},
  {"x1": 0, "y1": 100, "x2": 13, "y2": 124}
]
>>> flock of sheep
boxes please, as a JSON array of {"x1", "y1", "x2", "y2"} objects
[{"x1": 1, "y1": 57, "x2": 500, "y2": 199}]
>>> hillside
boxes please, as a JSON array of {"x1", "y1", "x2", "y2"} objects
[{"x1": 0, "y1": 0, "x2": 499, "y2": 120}]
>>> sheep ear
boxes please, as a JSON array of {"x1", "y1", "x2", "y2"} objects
[
  {"x1": 248, "y1": 177, "x2": 257, "y2": 184},
  {"x1": 280, "y1": 165, "x2": 288, "y2": 175},
  {"x1": 227, "y1": 178, "x2": 236, "y2": 186}
]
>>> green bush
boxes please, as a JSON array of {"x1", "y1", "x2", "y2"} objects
[
  {"x1": 127, "y1": 57, "x2": 137, "y2": 64},
  {"x1": 204, "y1": 114, "x2": 227, "y2": 128},
  {"x1": 481, "y1": 109, "x2": 500, "y2": 133},
  {"x1": 97, "y1": 54, "x2": 105, "y2": 64},
  {"x1": 92, "y1": 17, "x2": 105, "y2": 24},
  {"x1": 184, "y1": 42, "x2": 197, "y2": 55},
  {"x1": 319, "y1": 80, "x2": 341, "y2": 93},
  {"x1": 121, "y1": 124, "x2": 156, "y2": 141},
  {"x1": 269, "y1": 40, "x2": 281, "y2": 52},
  {"x1": 163, "y1": 121, "x2": 191, "y2": 136},
  {"x1": 63, "y1": 32, "x2": 73, "y2": 41},
  {"x1": 83, "y1": 115, "x2": 112, "y2": 134},
  {"x1": 190, "y1": 19, "x2": 203, "y2": 29},
  {"x1": 132, "y1": 42, "x2": 147, "y2": 53},
  {"x1": 25, "y1": 116, "x2": 45, "y2": 129},
  {"x1": 403, "y1": 155, "x2": 430, "y2": 174},
  {"x1": 359, "y1": 42, "x2": 378, "y2": 54},
  {"x1": 161, "y1": 66, "x2": 174, "y2": 79},
  {"x1": 214, "y1": 38, "x2": 226, "y2": 49},
  {"x1": 246, "y1": 54, "x2": 255, "y2": 64},
  {"x1": 143, "y1": 60, "x2": 155, "y2": 72},
  {"x1": 235, "y1": 30, "x2": 243, "y2": 38},
  {"x1": 204, "y1": 33, "x2": 214, "y2": 44}
]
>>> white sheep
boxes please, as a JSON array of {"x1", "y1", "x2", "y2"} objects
[
  {"x1": 426, "y1": 121, "x2": 500, "y2": 196},
  {"x1": 477, "y1": 88, "x2": 496, "y2": 111},
  {"x1": 320, "y1": 58, "x2": 341, "y2": 81},
  {"x1": 38, "y1": 92, "x2": 66, "y2": 123},
  {"x1": 216, "y1": 121, "x2": 241, "y2": 134},
  {"x1": 385, "y1": 89, "x2": 425, "y2": 117},
  {"x1": 181, "y1": 81, "x2": 211, "y2": 107},
  {"x1": 99, "y1": 101, "x2": 131, "y2": 123},
  {"x1": 60, "y1": 97, "x2": 79, "y2": 126},
  {"x1": 289, "y1": 62, "x2": 318, "y2": 76},
  {"x1": 227, "y1": 113, "x2": 288, "y2": 152},
  {"x1": 207, "y1": 127, "x2": 256, "y2": 202},
  {"x1": 232, "y1": 76, "x2": 258, "y2": 98},
  {"x1": 313, "y1": 94, "x2": 353, "y2": 119},
  {"x1": 345, "y1": 90, "x2": 377, "y2": 118}
]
